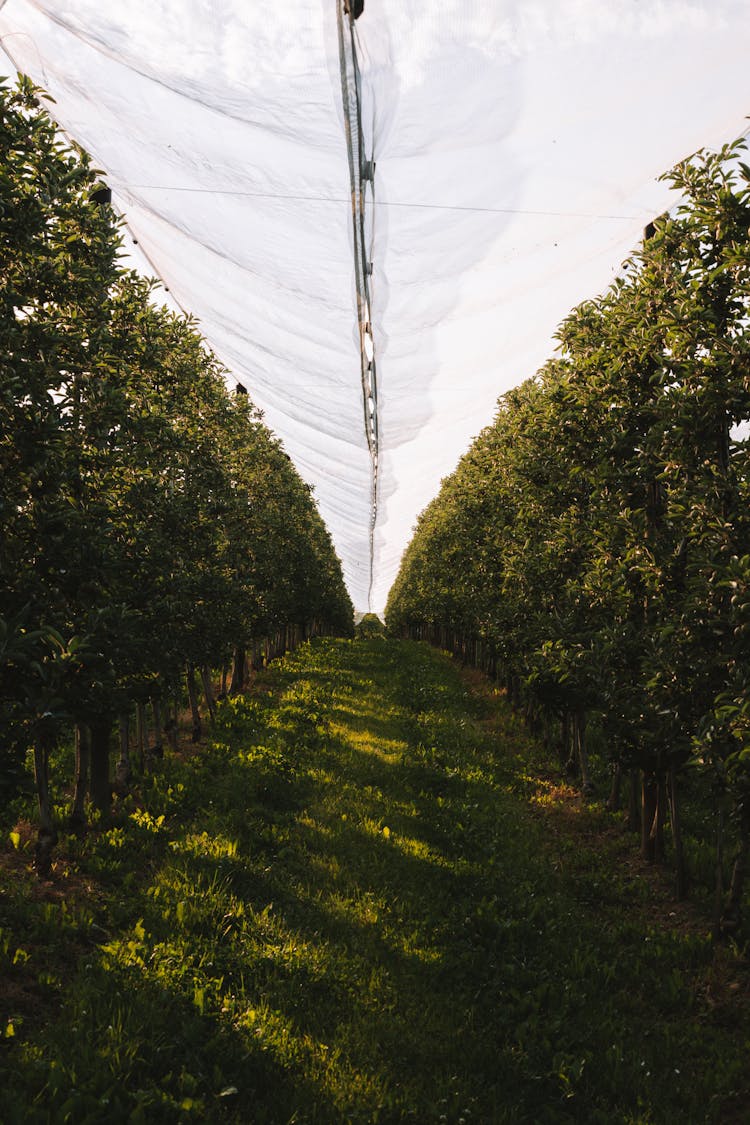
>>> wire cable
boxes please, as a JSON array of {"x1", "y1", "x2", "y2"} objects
[{"x1": 119, "y1": 182, "x2": 644, "y2": 222}]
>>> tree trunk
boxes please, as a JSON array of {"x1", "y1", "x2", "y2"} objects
[
  {"x1": 559, "y1": 711, "x2": 572, "y2": 772},
  {"x1": 115, "y1": 711, "x2": 131, "y2": 792},
  {"x1": 136, "y1": 701, "x2": 147, "y2": 770},
  {"x1": 574, "y1": 710, "x2": 593, "y2": 796},
  {"x1": 33, "y1": 730, "x2": 57, "y2": 877},
  {"x1": 606, "y1": 762, "x2": 622, "y2": 813},
  {"x1": 151, "y1": 699, "x2": 164, "y2": 759},
  {"x1": 668, "y1": 765, "x2": 687, "y2": 900},
  {"x1": 714, "y1": 801, "x2": 725, "y2": 940},
  {"x1": 720, "y1": 799, "x2": 750, "y2": 936},
  {"x1": 69, "y1": 723, "x2": 91, "y2": 832},
  {"x1": 229, "y1": 646, "x2": 246, "y2": 695},
  {"x1": 200, "y1": 664, "x2": 216, "y2": 724},
  {"x1": 649, "y1": 771, "x2": 667, "y2": 863},
  {"x1": 641, "y1": 770, "x2": 658, "y2": 862},
  {"x1": 186, "y1": 662, "x2": 202, "y2": 742},
  {"x1": 628, "y1": 768, "x2": 640, "y2": 832},
  {"x1": 89, "y1": 720, "x2": 113, "y2": 815},
  {"x1": 165, "y1": 696, "x2": 179, "y2": 752}
]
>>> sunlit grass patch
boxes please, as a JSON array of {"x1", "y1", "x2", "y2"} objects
[
  {"x1": 296, "y1": 811, "x2": 334, "y2": 838},
  {"x1": 390, "y1": 831, "x2": 440, "y2": 864},
  {"x1": 318, "y1": 886, "x2": 386, "y2": 929},
  {"x1": 386, "y1": 928, "x2": 444, "y2": 965},
  {"x1": 336, "y1": 726, "x2": 406, "y2": 761},
  {"x1": 169, "y1": 831, "x2": 240, "y2": 860},
  {"x1": 360, "y1": 814, "x2": 395, "y2": 841},
  {"x1": 529, "y1": 778, "x2": 581, "y2": 806}
]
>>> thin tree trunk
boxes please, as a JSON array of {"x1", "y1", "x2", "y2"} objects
[
  {"x1": 220, "y1": 663, "x2": 229, "y2": 699},
  {"x1": 229, "y1": 646, "x2": 246, "y2": 695},
  {"x1": 714, "y1": 801, "x2": 725, "y2": 940},
  {"x1": 649, "y1": 770, "x2": 667, "y2": 863},
  {"x1": 628, "y1": 768, "x2": 640, "y2": 832},
  {"x1": 668, "y1": 764, "x2": 687, "y2": 900},
  {"x1": 200, "y1": 664, "x2": 216, "y2": 724},
  {"x1": 151, "y1": 698, "x2": 164, "y2": 760},
  {"x1": 115, "y1": 711, "x2": 131, "y2": 792},
  {"x1": 574, "y1": 710, "x2": 593, "y2": 796},
  {"x1": 165, "y1": 696, "x2": 179, "y2": 752},
  {"x1": 560, "y1": 711, "x2": 572, "y2": 772},
  {"x1": 33, "y1": 731, "x2": 57, "y2": 877},
  {"x1": 186, "y1": 662, "x2": 202, "y2": 742},
  {"x1": 720, "y1": 800, "x2": 750, "y2": 936},
  {"x1": 89, "y1": 719, "x2": 113, "y2": 815},
  {"x1": 606, "y1": 762, "x2": 622, "y2": 813},
  {"x1": 642, "y1": 770, "x2": 658, "y2": 862},
  {"x1": 136, "y1": 701, "x2": 147, "y2": 770},
  {"x1": 69, "y1": 723, "x2": 91, "y2": 832}
]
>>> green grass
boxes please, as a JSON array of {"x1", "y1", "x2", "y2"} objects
[{"x1": 1, "y1": 637, "x2": 748, "y2": 1123}]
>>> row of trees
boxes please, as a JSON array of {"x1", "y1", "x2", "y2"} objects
[
  {"x1": 1, "y1": 76, "x2": 353, "y2": 869},
  {"x1": 386, "y1": 139, "x2": 750, "y2": 930}
]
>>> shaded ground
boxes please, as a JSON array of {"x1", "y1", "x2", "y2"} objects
[{"x1": 1, "y1": 637, "x2": 748, "y2": 1123}]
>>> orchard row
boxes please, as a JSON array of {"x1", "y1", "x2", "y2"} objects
[
  {"x1": 0, "y1": 77, "x2": 353, "y2": 868},
  {"x1": 387, "y1": 140, "x2": 750, "y2": 931}
]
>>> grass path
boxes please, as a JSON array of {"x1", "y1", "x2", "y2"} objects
[{"x1": 1, "y1": 637, "x2": 748, "y2": 1123}]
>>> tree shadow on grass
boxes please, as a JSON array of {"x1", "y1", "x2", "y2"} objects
[
  {"x1": 6, "y1": 637, "x2": 733, "y2": 1124},
  {"x1": 1, "y1": 963, "x2": 320, "y2": 1125}
]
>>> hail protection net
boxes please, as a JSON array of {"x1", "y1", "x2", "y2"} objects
[{"x1": 2, "y1": 0, "x2": 749, "y2": 613}]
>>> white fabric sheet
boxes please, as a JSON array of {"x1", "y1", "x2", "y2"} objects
[{"x1": 2, "y1": 1, "x2": 749, "y2": 612}]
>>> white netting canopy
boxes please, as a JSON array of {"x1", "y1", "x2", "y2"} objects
[{"x1": 2, "y1": 0, "x2": 749, "y2": 614}]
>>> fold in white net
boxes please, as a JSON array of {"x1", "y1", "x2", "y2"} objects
[{"x1": 2, "y1": 1, "x2": 749, "y2": 613}]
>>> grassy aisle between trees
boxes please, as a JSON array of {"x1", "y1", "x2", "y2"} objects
[{"x1": 1, "y1": 637, "x2": 748, "y2": 1123}]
